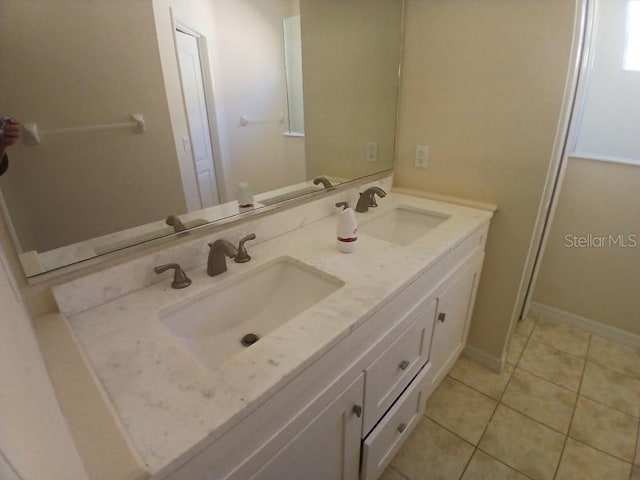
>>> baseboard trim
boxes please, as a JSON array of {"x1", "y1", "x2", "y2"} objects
[
  {"x1": 530, "y1": 302, "x2": 640, "y2": 349},
  {"x1": 463, "y1": 344, "x2": 506, "y2": 373}
]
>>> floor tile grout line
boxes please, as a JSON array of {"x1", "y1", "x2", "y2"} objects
[
  {"x1": 510, "y1": 364, "x2": 579, "y2": 395},
  {"x1": 417, "y1": 414, "x2": 475, "y2": 480},
  {"x1": 516, "y1": 357, "x2": 640, "y2": 420},
  {"x1": 552, "y1": 333, "x2": 592, "y2": 480},
  {"x1": 585, "y1": 356, "x2": 640, "y2": 382},
  {"x1": 568, "y1": 406, "x2": 639, "y2": 462},
  {"x1": 525, "y1": 335, "x2": 589, "y2": 362},
  {"x1": 454, "y1": 322, "x2": 630, "y2": 477},
  {"x1": 509, "y1": 325, "x2": 639, "y2": 470},
  {"x1": 562, "y1": 436, "x2": 635, "y2": 469},
  {"x1": 422, "y1": 414, "x2": 475, "y2": 449},
  {"x1": 586, "y1": 358, "x2": 640, "y2": 382},
  {"x1": 515, "y1": 364, "x2": 581, "y2": 396},
  {"x1": 457, "y1": 339, "x2": 524, "y2": 480},
  {"x1": 474, "y1": 446, "x2": 538, "y2": 480},
  {"x1": 574, "y1": 393, "x2": 640, "y2": 421},
  {"x1": 445, "y1": 374, "x2": 500, "y2": 403},
  {"x1": 528, "y1": 318, "x2": 592, "y2": 358}
]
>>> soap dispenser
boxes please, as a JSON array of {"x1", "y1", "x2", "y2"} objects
[{"x1": 335, "y1": 202, "x2": 358, "y2": 253}]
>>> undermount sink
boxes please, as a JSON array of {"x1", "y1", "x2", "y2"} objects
[
  {"x1": 360, "y1": 206, "x2": 450, "y2": 245},
  {"x1": 158, "y1": 257, "x2": 344, "y2": 369}
]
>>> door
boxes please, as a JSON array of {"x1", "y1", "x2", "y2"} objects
[
  {"x1": 243, "y1": 374, "x2": 364, "y2": 480},
  {"x1": 175, "y1": 29, "x2": 220, "y2": 207}
]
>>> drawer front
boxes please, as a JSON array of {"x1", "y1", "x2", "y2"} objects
[
  {"x1": 361, "y1": 364, "x2": 432, "y2": 480},
  {"x1": 363, "y1": 298, "x2": 436, "y2": 434}
]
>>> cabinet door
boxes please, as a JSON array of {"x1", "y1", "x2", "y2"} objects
[
  {"x1": 244, "y1": 373, "x2": 364, "y2": 480},
  {"x1": 429, "y1": 259, "x2": 481, "y2": 390}
]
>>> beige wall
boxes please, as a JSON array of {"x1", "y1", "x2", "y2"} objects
[
  {"x1": 0, "y1": 226, "x2": 88, "y2": 479},
  {"x1": 0, "y1": 0, "x2": 186, "y2": 253},
  {"x1": 300, "y1": 0, "x2": 401, "y2": 180},
  {"x1": 394, "y1": 0, "x2": 576, "y2": 360},
  {"x1": 533, "y1": 157, "x2": 640, "y2": 335}
]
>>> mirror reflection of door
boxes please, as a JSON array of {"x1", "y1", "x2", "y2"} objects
[{"x1": 175, "y1": 28, "x2": 220, "y2": 208}]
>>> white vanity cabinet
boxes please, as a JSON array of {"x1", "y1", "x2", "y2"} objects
[
  {"x1": 161, "y1": 223, "x2": 489, "y2": 480},
  {"x1": 230, "y1": 374, "x2": 364, "y2": 480},
  {"x1": 428, "y1": 254, "x2": 483, "y2": 393}
]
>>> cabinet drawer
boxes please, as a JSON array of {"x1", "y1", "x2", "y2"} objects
[
  {"x1": 363, "y1": 298, "x2": 436, "y2": 435},
  {"x1": 361, "y1": 364, "x2": 432, "y2": 480}
]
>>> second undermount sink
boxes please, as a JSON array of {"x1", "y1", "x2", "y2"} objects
[
  {"x1": 360, "y1": 206, "x2": 451, "y2": 246},
  {"x1": 158, "y1": 257, "x2": 344, "y2": 369}
]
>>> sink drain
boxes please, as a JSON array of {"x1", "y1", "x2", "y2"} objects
[{"x1": 241, "y1": 333, "x2": 260, "y2": 347}]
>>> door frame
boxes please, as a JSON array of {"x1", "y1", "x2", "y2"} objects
[
  {"x1": 171, "y1": 17, "x2": 228, "y2": 203},
  {"x1": 514, "y1": 0, "x2": 596, "y2": 324}
]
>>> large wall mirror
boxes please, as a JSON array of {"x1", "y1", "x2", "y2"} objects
[{"x1": 0, "y1": 0, "x2": 403, "y2": 278}]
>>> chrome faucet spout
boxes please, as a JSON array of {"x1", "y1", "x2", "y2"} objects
[
  {"x1": 207, "y1": 239, "x2": 238, "y2": 276},
  {"x1": 355, "y1": 187, "x2": 387, "y2": 213},
  {"x1": 313, "y1": 176, "x2": 333, "y2": 189}
]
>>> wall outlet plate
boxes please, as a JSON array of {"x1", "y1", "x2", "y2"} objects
[
  {"x1": 367, "y1": 141, "x2": 378, "y2": 163},
  {"x1": 415, "y1": 145, "x2": 429, "y2": 168}
]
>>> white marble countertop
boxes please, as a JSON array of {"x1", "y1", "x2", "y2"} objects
[{"x1": 65, "y1": 193, "x2": 493, "y2": 476}]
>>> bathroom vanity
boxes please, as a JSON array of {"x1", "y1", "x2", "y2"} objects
[{"x1": 55, "y1": 190, "x2": 492, "y2": 480}]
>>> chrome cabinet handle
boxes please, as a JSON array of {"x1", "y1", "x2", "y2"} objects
[
  {"x1": 352, "y1": 405, "x2": 362, "y2": 417},
  {"x1": 397, "y1": 423, "x2": 407, "y2": 433},
  {"x1": 399, "y1": 360, "x2": 410, "y2": 370},
  {"x1": 438, "y1": 312, "x2": 447, "y2": 322}
]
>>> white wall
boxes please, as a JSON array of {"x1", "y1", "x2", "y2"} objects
[
  {"x1": 574, "y1": 0, "x2": 640, "y2": 161},
  {"x1": 0, "y1": 233, "x2": 88, "y2": 479}
]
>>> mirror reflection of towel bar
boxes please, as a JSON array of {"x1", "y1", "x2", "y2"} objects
[
  {"x1": 240, "y1": 114, "x2": 285, "y2": 127},
  {"x1": 22, "y1": 113, "x2": 145, "y2": 145}
]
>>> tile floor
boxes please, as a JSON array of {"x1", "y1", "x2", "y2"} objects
[{"x1": 380, "y1": 316, "x2": 640, "y2": 480}]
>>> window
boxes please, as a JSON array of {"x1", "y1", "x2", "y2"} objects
[
  {"x1": 624, "y1": 0, "x2": 640, "y2": 71},
  {"x1": 573, "y1": 0, "x2": 640, "y2": 162}
]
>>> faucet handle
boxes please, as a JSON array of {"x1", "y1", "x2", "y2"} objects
[
  {"x1": 154, "y1": 263, "x2": 191, "y2": 289},
  {"x1": 235, "y1": 233, "x2": 256, "y2": 263}
]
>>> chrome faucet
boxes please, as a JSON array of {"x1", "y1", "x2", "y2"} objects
[
  {"x1": 207, "y1": 239, "x2": 238, "y2": 276},
  {"x1": 313, "y1": 176, "x2": 333, "y2": 189},
  {"x1": 166, "y1": 215, "x2": 187, "y2": 233},
  {"x1": 355, "y1": 187, "x2": 387, "y2": 213}
]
